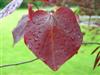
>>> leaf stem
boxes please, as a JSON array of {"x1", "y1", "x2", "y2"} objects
[{"x1": 0, "y1": 58, "x2": 38, "y2": 68}]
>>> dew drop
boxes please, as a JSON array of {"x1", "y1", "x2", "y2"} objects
[
  {"x1": 78, "y1": 35, "x2": 81, "y2": 39},
  {"x1": 34, "y1": 38, "x2": 38, "y2": 41}
]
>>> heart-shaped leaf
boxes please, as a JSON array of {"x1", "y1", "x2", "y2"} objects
[{"x1": 24, "y1": 7, "x2": 83, "y2": 71}]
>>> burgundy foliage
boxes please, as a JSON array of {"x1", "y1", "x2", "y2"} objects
[
  {"x1": 91, "y1": 46, "x2": 100, "y2": 69},
  {"x1": 11, "y1": 0, "x2": 100, "y2": 70},
  {"x1": 23, "y1": 6, "x2": 83, "y2": 70}
]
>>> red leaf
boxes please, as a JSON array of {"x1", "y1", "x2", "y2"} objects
[
  {"x1": 93, "y1": 52, "x2": 100, "y2": 69},
  {"x1": 41, "y1": 0, "x2": 49, "y2": 2},
  {"x1": 91, "y1": 46, "x2": 100, "y2": 55},
  {"x1": 47, "y1": 0, "x2": 57, "y2": 3},
  {"x1": 24, "y1": 7, "x2": 83, "y2": 71},
  {"x1": 12, "y1": 15, "x2": 29, "y2": 45},
  {"x1": 28, "y1": 4, "x2": 34, "y2": 21}
]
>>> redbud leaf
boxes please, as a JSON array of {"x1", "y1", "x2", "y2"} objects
[
  {"x1": 12, "y1": 15, "x2": 28, "y2": 45},
  {"x1": 93, "y1": 52, "x2": 100, "y2": 69},
  {"x1": 24, "y1": 7, "x2": 83, "y2": 71}
]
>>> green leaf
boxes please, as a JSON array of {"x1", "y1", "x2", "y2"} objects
[{"x1": 33, "y1": 1, "x2": 44, "y2": 9}]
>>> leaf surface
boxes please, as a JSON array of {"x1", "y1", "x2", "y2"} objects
[
  {"x1": 24, "y1": 7, "x2": 83, "y2": 71},
  {"x1": 12, "y1": 15, "x2": 29, "y2": 45}
]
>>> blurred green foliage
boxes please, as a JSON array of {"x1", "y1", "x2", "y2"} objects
[
  {"x1": 0, "y1": 0, "x2": 28, "y2": 8},
  {"x1": 0, "y1": 0, "x2": 45, "y2": 8},
  {"x1": 0, "y1": 0, "x2": 99, "y2": 15}
]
